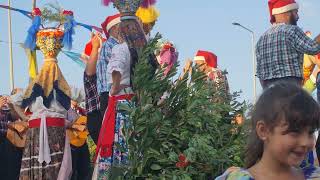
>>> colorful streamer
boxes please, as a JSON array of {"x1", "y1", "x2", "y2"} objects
[
  {"x1": 0, "y1": 5, "x2": 31, "y2": 18},
  {"x1": 23, "y1": 49, "x2": 38, "y2": 79},
  {"x1": 0, "y1": 4, "x2": 102, "y2": 33},
  {"x1": 62, "y1": 50, "x2": 86, "y2": 68},
  {"x1": 76, "y1": 22, "x2": 103, "y2": 33}
]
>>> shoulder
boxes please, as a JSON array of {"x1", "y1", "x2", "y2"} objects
[
  {"x1": 215, "y1": 167, "x2": 253, "y2": 180},
  {"x1": 112, "y1": 43, "x2": 129, "y2": 53},
  {"x1": 107, "y1": 37, "x2": 119, "y2": 45},
  {"x1": 302, "y1": 166, "x2": 320, "y2": 179},
  {"x1": 282, "y1": 25, "x2": 304, "y2": 36}
]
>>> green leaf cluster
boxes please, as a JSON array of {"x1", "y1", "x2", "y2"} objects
[
  {"x1": 111, "y1": 34, "x2": 247, "y2": 179},
  {"x1": 41, "y1": 3, "x2": 66, "y2": 25}
]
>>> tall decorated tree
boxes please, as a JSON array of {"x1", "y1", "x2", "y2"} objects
[{"x1": 111, "y1": 34, "x2": 247, "y2": 179}]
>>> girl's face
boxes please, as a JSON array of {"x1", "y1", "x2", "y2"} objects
[{"x1": 261, "y1": 121, "x2": 315, "y2": 167}]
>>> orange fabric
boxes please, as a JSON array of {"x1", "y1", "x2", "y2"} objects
[{"x1": 303, "y1": 64, "x2": 315, "y2": 83}]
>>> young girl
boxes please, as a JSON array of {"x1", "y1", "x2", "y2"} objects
[{"x1": 216, "y1": 82, "x2": 320, "y2": 180}]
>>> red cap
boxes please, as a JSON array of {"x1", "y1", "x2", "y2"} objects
[
  {"x1": 194, "y1": 50, "x2": 217, "y2": 68},
  {"x1": 268, "y1": 0, "x2": 299, "y2": 23},
  {"x1": 101, "y1": 14, "x2": 121, "y2": 38},
  {"x1": 32, "y1": 8, "x2": 42, "y2": 16},
  {"x1": 84, "y1": 41, "x2": 93, "y2": 57},
  {"x1": 82, "y1": 37, "x2": 106, "y2": 58}
]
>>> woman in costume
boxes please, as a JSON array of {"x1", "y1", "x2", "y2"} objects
[
  {"x1": 93, "y1": 0, "x2": 157, "y2": 179},
  {"x1": 92, "y1": 18, "x2": 134, "y2": 180},
  {"x1": 11, "y1": 8, "x2": 81, "y2": 180}
]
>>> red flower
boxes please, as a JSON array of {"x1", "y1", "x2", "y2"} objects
[
  {"x1": 63, "y1": 10, "x2": 73, "y2": 16},
  {"x1": 175, "y1": 161, "x2": 189, "y2": 168},
  {"x1": 178, "y1": 153, "x2": 186, "y2": 162},
  {"x1": 176, "y1": 154, "x2": 190, "y2": 168},
  {"x1": 32, "y1": 8, "x2": 41, "y2": 16}
]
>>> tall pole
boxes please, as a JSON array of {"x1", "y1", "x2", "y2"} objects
[
  {"x1": 232, "y1": 22, "x2": 257, "y2": 103},
  {"x1": 32, "y1": 0, "x2": 36, "y2": 9},
  {"x1": 251, "y1": 33, "x2": 257, "y2": 103},
  {"x1": 8, "y1": 0, "x2": 14, "y2": 92}
]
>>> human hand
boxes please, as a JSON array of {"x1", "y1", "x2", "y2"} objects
[
  {"x1": 0, "y1": 96, "x2": 10, "y2": 111},
  {"x1": 110, "y1": 84, "x2": 130, "y2": 96},
  {"x1": 0, "y1": 96, "x2": 6, "y2": 109},
  {"x1": 110, "y1": 85, "x2": 121, "y2": 96},
  {"x1": 91, "y1": 33, "x2": 102, "y2": 49}
]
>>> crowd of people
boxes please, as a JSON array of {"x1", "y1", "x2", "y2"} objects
[
  {"x1": 1, "y1": 0, "x2": 320, "y2": 179},
  {"x1": 0, "y1": 1, "x2": 229, "y2": 180}
]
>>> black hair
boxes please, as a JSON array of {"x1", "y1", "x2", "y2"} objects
[{"x1": 245, "y1": 82, "x2": 320, "y2": 168}]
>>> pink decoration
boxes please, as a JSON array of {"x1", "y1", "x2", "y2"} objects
[
  {"x1": 140, "y1": 0, "x2": 157, "y2": 8},
  {"x1": 102, "y1": 0, "x2": 114, "y2": 6},
  {"x1": 159, "y1": 45, "x2": 178, "y2": 76},
  {"x1": 62, "y1": 10, "x2": 73, "y2": 16},
  {"x1": 32, "y1": 8, "x2": 41, "y2": 16}
]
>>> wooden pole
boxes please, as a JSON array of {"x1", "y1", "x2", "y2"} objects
[
  {"x1": 32, "y1": 0, "x2": 36, "y2": 9},
  {"x1": 8, "y1": 0, "x2": 14, "y2": 92}
]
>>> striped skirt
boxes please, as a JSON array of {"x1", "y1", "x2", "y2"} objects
[{"x1": 19, "y1": 127, "x2": 65, "y2": 180}]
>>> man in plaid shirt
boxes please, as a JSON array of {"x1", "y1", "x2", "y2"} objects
[
  {"x1": 0, "y1": 95, "x2": 24, "y2": 179},
  {"x1": 0, "y1": 96, "x2": 10, "y2": 137},
  {"x1": 83, "y1": 33, "x2": 102, "y2": 144},
  {"x1": 257, "y1": 0, "x2": 320, "y2": 89}
]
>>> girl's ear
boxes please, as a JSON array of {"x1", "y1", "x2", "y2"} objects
[{"x1": 256, "y1": 120, "x2": 269, "y2": 141}]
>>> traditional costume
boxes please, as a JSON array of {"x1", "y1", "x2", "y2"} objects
[
  {"x1": 92, "y1": 0, "x2": 151, "y2": 178},
  {"x1": 11, "y1": 8, "x2": 82, "y2": 180}
]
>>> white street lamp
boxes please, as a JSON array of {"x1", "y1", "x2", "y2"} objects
[{"x1": 232, "y1": 22, "x2": 257, "y2": 103}]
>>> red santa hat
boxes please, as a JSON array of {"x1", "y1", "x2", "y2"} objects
[
  {"x1": 82, "y1": 36, "x2": 106, "y2": 59},
  {"x1": 268, "y1": 0, "x2": 299, "y2": 23},
  {"x1": 194, "y1": 50, "x2": 217, "y2": 68},
  {"x1": 101, "y1": 14, "x2": 121, "y2": 38}
]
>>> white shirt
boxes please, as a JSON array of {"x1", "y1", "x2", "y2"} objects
[{"x1": 107, "y1": 42, "x2": 133, "y2": 95}]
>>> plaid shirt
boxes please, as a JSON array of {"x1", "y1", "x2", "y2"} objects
[
  {"x1": 256, "y1": 24, "x2": 320, "y2": 80},
  {"x1": 96, "y1": 36, "x2": 119, "y2": 94},
  {"x1": 83, "y1": 72, "x2": 100, "y2": 113},
  {"x1": 0, "y1": 111, "x2": 10, "y2": 136}
]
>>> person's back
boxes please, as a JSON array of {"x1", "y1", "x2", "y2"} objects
[
  {"x1": 256, "y1": 0, "x2": 320, "y2": 89},
  {"x1": 256, "y1": 24, "x2": 306, "y2": 81}
]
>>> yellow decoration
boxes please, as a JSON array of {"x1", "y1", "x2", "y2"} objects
[
  {"x1": 303, "y1": 54, "x2": 317, "y2": 83},
  {"x1": 24, "y1": 49, "x2": 38, "y2": 79},
  {"x1": 136, "y1": 6, "x2": 160, "y2": 24},
  {"x1": 36, "y1": 29, "x2": 64, "y2": 58},
  {"x1": 303, "y1": 78, "x2": 316, "y2": 94},
  {"x1": 23, "y1": 60, "x2": 71, "y2": 99}
]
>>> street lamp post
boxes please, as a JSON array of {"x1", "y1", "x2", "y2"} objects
[{"x1": 232, "y1": 22, "x2": 257, "y2": 103}]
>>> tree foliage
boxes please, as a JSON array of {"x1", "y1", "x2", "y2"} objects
[{"x1": 112, "y1": 34, "x2": 247, "y2": 179}]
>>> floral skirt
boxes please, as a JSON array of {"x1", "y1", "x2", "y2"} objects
[
  {"x1": 96, "y1": 100, "x2": 131, "y2": 180},
  {"x1": 19, "y1": 127, "x2": 65, "y2": 180}
]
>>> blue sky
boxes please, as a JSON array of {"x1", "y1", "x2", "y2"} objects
[{"x1": 0, "y1": 0, "x2": 319, "y2": 102}]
